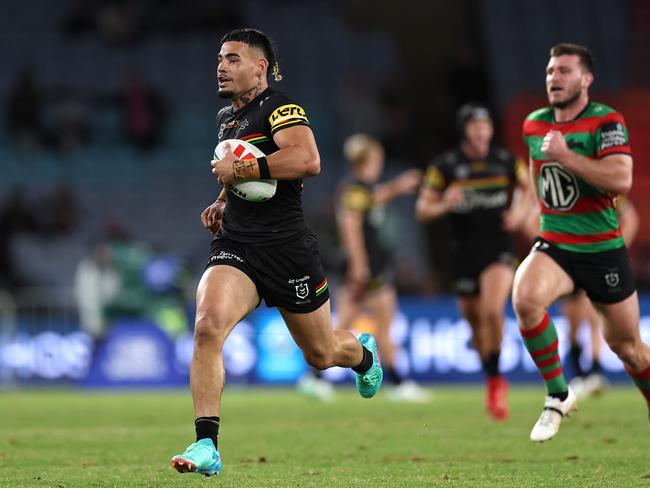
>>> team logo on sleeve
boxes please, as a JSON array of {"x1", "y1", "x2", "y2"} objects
[
  {"x1": 599, "y1": 122, "x2": 627, "y2": 151},
  {"x1": 269, "y1": 104, "x2": 308, "y2": 130},
  {"x1": 539, "y1": 162, "x2": 579, "y2": 211},
  {"x1": 425, "y1": 166, "x2": 445, "y2": 189},
  {"x1": 514, "y1": 158, "x2": 527, "y2": 179},
  {"x1": 341, "y1": 186, "x2": 371, "y2": 212}
]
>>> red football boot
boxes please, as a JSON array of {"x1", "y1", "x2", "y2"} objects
[{"x1": 486, "y1": 376, "x2": 509, "y2": 421}]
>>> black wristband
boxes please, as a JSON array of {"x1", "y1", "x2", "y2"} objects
[{"x1": 257, "y1": 156, "x2": 271, "y2": 179}]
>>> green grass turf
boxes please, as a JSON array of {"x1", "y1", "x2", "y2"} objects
[{"x1": 0, "y1": 386, "x2": 648, "y2": 487}]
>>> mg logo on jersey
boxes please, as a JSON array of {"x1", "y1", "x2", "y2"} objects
[
  {"x1": 295, "y1": 283, "x2": 309, "y2": 299},
  {"x1": 539, "y1": 163, "x2": 579, "y2": 211}
]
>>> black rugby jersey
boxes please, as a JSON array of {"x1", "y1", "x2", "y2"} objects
[
  {"x1": 337, "y1": 178, "x2": 390, "y2": 275},
  {"x1": 424, "y1": 147, "x2": 524, "y2": 249},
  {"x1": 216, "y1": 87, "x2": 311, "y2": 245}
]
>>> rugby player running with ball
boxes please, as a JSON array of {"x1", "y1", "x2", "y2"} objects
[{"x1": 170, "y1": 29, "x2": 382, "y2": 476}]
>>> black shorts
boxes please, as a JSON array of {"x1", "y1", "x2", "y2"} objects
[
  {"x1": 206, "y1": 232, "x2": 330, "y2": 313},
  {"x1": 451, "y1": 245, "x2": 515, "y2": 296},
  {"x1": 531, "y1": 237, "x2": 635, "y2": 304}
]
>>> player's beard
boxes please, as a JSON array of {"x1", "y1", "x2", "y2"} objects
[
  {"x1": 218, "y1": 89, "x2": 235, "y2": 99},
  {"x1": 549, "y1": 84, "x2": 581, "y2": 110}
]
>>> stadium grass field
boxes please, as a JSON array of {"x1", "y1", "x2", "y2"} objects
[{"x1": 1, "y1": 386, "x2": 648, "y2": 487}]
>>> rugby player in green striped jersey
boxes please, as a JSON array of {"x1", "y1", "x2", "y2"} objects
[{"x1": 514, "y1": 43, "x2": 650, "y2": 442}]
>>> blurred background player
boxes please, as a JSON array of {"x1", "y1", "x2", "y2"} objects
[
  {"x1": 564, "y1": 197, "x2": 640, "y2": 398},
  {"x1": 299, "y1": 134, "x2": 429, "y2": 402},
  {"x1": 515, "y1": 43, "x2": 650, "y2": 442},
  {"x1": 416, "y1": 104, "x2": 531, "y2": 420},
  {"x1": 170, "y1": 29, "x2": 383, "y2": 477}
]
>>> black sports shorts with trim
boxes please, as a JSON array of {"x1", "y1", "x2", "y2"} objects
[
  {"x1": 450, "y1": 243, "x2": 515, "y2": 297},
  {"x1": 531, "y1": 237, "x2": 635, "y2": 304},
  {"x1": 206, "y1": 232, "x2": 330, "y2": 313}
]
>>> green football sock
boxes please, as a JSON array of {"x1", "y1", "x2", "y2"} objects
[{"x1": 520, "y1": 313, "x2": 568, "y2": 396}]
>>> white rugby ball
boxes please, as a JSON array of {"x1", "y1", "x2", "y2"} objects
[{"x1": 213, "y1": 139, "x2": 277, "y2": 202}]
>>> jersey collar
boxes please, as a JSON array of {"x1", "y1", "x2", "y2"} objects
[
  {"x1": 231, "y1": 87, "x2": 273, "y2": 114},
  {"x1": 552, "y1": 99, "x2": 591, "y2": 124}
]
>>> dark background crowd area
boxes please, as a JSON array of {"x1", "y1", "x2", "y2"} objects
[{"x1": 1, "y1": 0, "x2": 650, "y2": 310}]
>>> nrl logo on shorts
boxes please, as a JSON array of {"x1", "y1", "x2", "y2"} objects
[
  {"x1": 295, "y1": 283, "x2": 309, "y2": 299},
  {"x1": 605, "y1": 272, "x2": 620, "y2": 287}
]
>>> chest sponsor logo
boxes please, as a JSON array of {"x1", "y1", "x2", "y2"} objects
[
  {"x1": 218, "y1": 118, "x2": 249, "y2": 139},
  {"x1": 210, "y1": 250, "x2": 244, "y2": 263},
  {"x1": 452, "y1": 189, "x2": 508, "y2": 214},
  {"x1": 269, "y1": 104, "x2": 308, "y2": 128},
  {"x1": 470, "y1": 161, "x2": 487, "y2": 172},
  {"x1": 539, "y1": 162, "x2": 579, "y2": 211}
]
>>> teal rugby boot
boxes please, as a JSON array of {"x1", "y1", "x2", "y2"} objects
[
  {"x1": 170, "y1": 438, "x2": 222, "y2": 477},
  {"x1": 355, "y1": 333, "x2": 383, "y2": 398}
]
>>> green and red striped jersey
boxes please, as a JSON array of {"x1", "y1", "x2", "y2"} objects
[{"x1": 523, "y1": 101, "x2": 632, "y2": 252}]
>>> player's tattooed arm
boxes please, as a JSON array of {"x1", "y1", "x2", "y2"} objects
[
  {"x1": 212, "y1": 142, "x2": 261, "y2": 184},
  {"x1": 232, "y1": 158, "x2": 261, "y2": 180}
]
